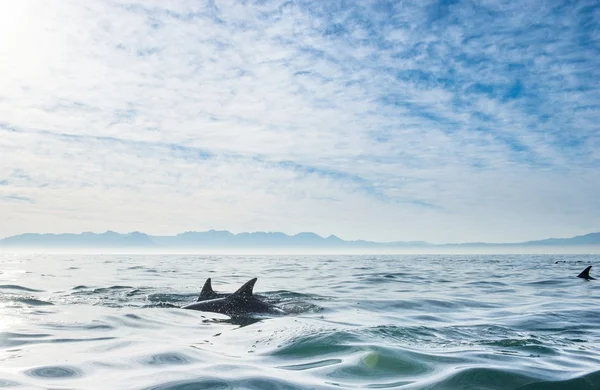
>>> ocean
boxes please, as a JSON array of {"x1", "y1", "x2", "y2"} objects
[{"x1": 1, "y1": 254, "x2": 599, "y2": 389}]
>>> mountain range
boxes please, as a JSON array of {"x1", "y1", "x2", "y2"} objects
[{"x1": 1, "y1": 230, "x2": 599, "y2": 251}]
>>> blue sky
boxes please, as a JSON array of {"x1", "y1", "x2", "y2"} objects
[{"x1": 0, "y1": 0, "x2": 599, "y2": 243}]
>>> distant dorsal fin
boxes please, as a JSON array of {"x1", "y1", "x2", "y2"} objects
[
  {"x1": 577, "y1": 266, "x2": 595, "y2": 280},
  {"x1": 198, "y1": 278, "x2": 215, "y2": 301},
  {"x1": 231, "y1": 278, "x2": 257, "y2": 297}
]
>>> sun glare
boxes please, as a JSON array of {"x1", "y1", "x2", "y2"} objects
[
  {"x1": 0, "y1": 1, "x2": 59, "y2": 85},
  {"x1": 0, "y1": 2, "x2": 34, "y2": 50}
]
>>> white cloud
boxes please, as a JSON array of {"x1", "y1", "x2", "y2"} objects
[{"x1": 0, "y1": 0, "x2": 599, "y2": 243}]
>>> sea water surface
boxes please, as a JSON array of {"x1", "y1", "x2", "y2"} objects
[{"x1": 1, "y1": 254, "x2": 599, "y2": 389}]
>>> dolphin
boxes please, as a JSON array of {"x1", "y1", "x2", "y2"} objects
[
  {"x1": 183, "y1": 277, "x2": 284, "y2": 316},
  {"x1": 577, "y1": 266, "x2": 596, "y2": 280}
]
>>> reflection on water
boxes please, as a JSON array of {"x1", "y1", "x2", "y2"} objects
[{"x1": 0, "y1": 254, "x2": 599, "y2": 389}]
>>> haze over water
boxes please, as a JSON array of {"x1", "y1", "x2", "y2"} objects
[{"x1": 1, "y1": 253, "x2": 599, "y2": 389}]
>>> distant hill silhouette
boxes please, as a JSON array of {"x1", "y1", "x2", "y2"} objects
[
  {"x1": 0, "y1": 231, "x2": 155, "y2": 248},
  {"x1": 522, "y1": 232, "x2": 600, "y2": 246},
  {"x1": 0, "y1": 230, "x2": 599, "y2": 250},
  {"x1": 442, "y1": 232, "x2": 600, "y2": 247}
]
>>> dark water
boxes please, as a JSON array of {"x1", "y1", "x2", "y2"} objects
[{"x1": 1, "y1": 254, "x2": 599, "y2": 389}]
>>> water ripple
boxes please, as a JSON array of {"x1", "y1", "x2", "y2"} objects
[
  {"x1": 24, "y1": 365, "x2": 83, "y2": 379},
  {"x1": 0, "y1": 379, "x2": 21, "y2": 387},
  {"x1": 140, "y1": 352, "x2": 194, "y2": 366},
  {"x1": 0, "y1": 284, "x2": 43, "y2": 292},
  {"x1": 2, "y1": 254, "x2": 600, "y2": 389}
]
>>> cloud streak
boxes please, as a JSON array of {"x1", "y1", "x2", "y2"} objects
[{"x1": 1, "y1": 0, "x2": 599, "y2": 243}]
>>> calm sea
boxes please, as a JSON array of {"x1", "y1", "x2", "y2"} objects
[{"x1": 1, "y1": 254, "x2": 599, "y2": 389}]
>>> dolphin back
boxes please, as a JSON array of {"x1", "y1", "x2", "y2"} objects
[
  {"x1": 577, "y1": 266, "x2": 596, "y2": 280},
  {"x1": 183, "y1": 277, "x2": 281, "y2": 316}
]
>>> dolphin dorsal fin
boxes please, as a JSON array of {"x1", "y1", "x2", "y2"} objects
[
  {"x1": 578, "y1": 266, "x2": 595, "y2": 280},
  {"x1": 198, "y1": 278, "x2": 215, "y2": 301},
  {"x1": 231, "y1": 278, "x2": 257, "y2": 297}
]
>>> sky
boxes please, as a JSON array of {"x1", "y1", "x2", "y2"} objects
[{"x1": 0, "y1": 0, "x2": 599, "y2": 244}]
